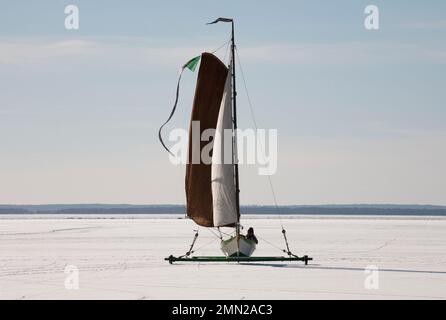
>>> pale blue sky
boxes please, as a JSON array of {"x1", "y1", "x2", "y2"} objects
[{"x1": 0, "y1": 1, "x2": 445, "y2": 205}]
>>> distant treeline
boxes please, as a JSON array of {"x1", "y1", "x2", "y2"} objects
[{"x1": 0, "y1": 204, "x2": 446, "y2": 216}]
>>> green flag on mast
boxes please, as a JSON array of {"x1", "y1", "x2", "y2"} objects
[{"x1": 183, "y1": 55, "x2": 201, "y2": 72}]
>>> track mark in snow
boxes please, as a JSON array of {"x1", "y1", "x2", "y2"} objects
[
  {"x1": 366, "y1": 238, "x2": 397, "y2": 252},
  {"x1": 270, "y1": 264, "x2": 446, "y2": 275},
  {"x1": 0, "y1": 226, "x2": 99, "y2": 236}
]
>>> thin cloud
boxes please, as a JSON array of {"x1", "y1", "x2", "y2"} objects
[
  {"x1": 1, "y1": 38, "x2": 445, "y2": 67},
  {"x1": 237, "y1": 42, "x2": 446, "y2": 65},
  {"x1": 398, "y1": 20, "x2": 446, "y2": 30},
  {"x1": 0, "y1": 39, "x2": 97, "y2": 64}
]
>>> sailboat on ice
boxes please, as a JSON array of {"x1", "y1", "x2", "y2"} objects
[{"x1": 159, "y1": 18, "x2": 312, "y2": 264}]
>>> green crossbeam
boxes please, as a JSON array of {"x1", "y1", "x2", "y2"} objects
[{"x1": 165, "y1": 255, "x2": 312, "y2": 265}]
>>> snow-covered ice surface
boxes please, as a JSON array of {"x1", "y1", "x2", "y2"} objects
[{"x1": 0, "y1": 215, "x2": 445, "y2": 300}]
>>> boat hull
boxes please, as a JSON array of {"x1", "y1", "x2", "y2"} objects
[{"x1": 221, "y1": 236, "x2": 256, "y2": 257}]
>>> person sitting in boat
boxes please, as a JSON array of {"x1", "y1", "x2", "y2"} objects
[{"x1": 245, "y1": 227, "x2": 258, "y2": 244}]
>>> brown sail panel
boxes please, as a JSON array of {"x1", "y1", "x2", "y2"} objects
[{"x1": 186, "y1": 53, "x2": 229, "y2": 227}]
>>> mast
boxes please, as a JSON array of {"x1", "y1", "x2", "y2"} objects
[
  {"x1": 206, "y1": 17, "x2": 240, "y2": 241},
  {"x1": 231, "y1": 21, "x2": 241, "y2": 237}
]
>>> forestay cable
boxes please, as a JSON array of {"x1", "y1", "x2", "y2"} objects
[{"x1": 235, "y1": 47, "x2": 295, "y2": 256}]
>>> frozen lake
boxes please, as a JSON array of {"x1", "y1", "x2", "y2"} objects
[{"x1": 0, "y1": 215, "x2": 445, "y2": 299}]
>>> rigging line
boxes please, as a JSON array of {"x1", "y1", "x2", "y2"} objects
[
  {"x1": 214, "y1": 228, "x2": 235, "y2": 237},
  {"x1": 207, "y1": 227, "x2": 223, "y2": 240},
  {"x1": 211, "y1": 39, "x2": 231, "y2": 55},
  {"x1": 179, "y1": 227, "x2": 200, "y2": 258},
  {"x1": 239, "y1": 221, "x2": 284, "y2": 254},
  {"x1": 235, "y1": 47, "x2": 284, "y2": 229},
  {"x1": 193, "y1": 237, "x2": 219, "y2": 253},
  {"x1": 236, "y1": 48, "x2": 297, "y2": 256},
  {"x1": 256, "y1": 234, "x2": 287, "y2": 254},
  {"x1": 223, "y1": 40, "x2": 231, "y2": 65}
]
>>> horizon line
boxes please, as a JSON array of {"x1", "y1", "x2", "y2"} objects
[{"x1": 1, "y1": 203, "x2": 445, "y2": 208}]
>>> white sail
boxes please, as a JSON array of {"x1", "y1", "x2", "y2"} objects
[{"x1": 211, "y1": 66, "x2": 238, "y2": 227}]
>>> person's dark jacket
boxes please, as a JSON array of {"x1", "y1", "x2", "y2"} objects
[{"x1": 246, "y1": 234, "x2": 258, "y2": 244}]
